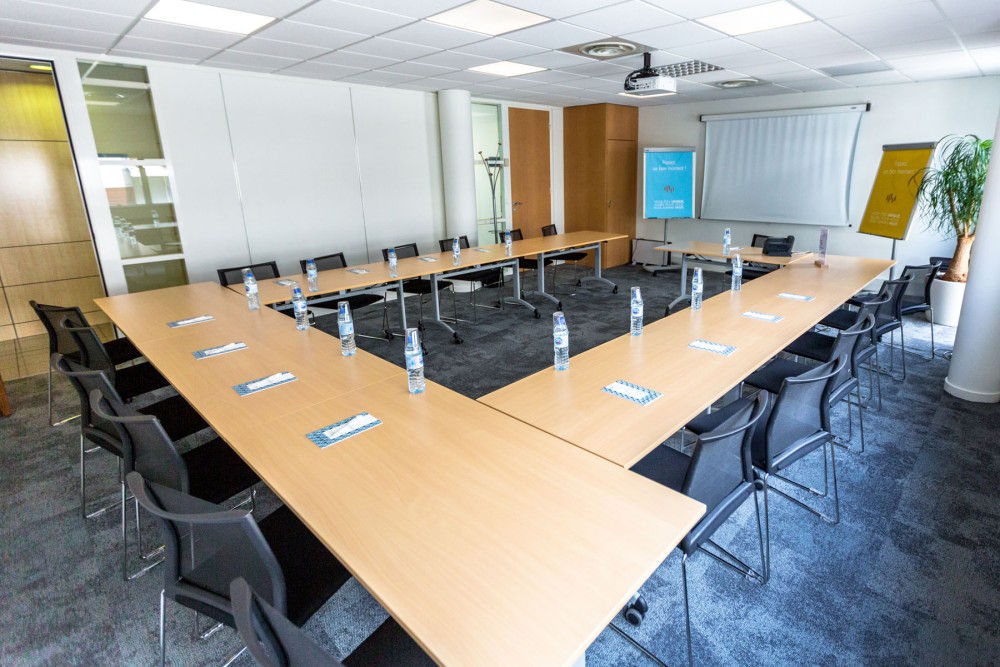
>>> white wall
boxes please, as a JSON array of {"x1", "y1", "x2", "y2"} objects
[{"x1": 637, "y1": 77, "x2": 1000, "y2": 274}]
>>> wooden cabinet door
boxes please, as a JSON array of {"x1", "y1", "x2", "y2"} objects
[
  {"x1": 604, "y1": 139, "x2": 637, "y2": 267},
  {"x1": 508, "y1": 107, "x2": 551, "y2": 239}
]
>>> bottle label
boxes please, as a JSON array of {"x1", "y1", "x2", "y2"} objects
[
  {"x1": 631, "y1": 306, "x2": 643, "y2": 317},
  {"x1": 294, "y1": 301, "x2": 307, "y2": 314},
  {"x1": 554, "y1": 335, "x2": 568, "y2": 349},
  {"x1": 406, "y1": 353, "x2": 423, "y2": 370},
  {"x1": 246, "y1": 283, "x2": 258, "y2": 295},
  {"x1": 339, "y1": 322, "x2": 354, "y2": 336}
]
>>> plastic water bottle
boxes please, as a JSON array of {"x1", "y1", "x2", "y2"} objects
[
  {"x1": 306, "y1": 259, "x2": 319, "y2": 292},
  {"x1": 151, "y1": 209, "x2": 160, "y2": 228},
  {"x1": 692, "y1": 267, "x2": 704, "y2": 311},
  {"x1": 337, "y1": 301, "x2": 356, "y2": 356},
  {"x1": 723, "y1": 227, "x2": 731, "y2": 256},
  {"x1": 388, "y1": 247, "x2": 398, "y2": 279},
  {"x1": 731, "y1": 253, "x2": 743, "y2": 292},
  {"x1": 553, "y1": 312, "x2": 569, "y2": 371},
  {"x1": 291, "y1": 286, "x2": 308, "y2": 330},
  {"x1": 242, "y1": 268, "x2": 260, "y2": 311},
  {"x1": 404, "y1": 328, "x2": 425, "y2": 394},
  {"x1": 452, "y1": 238, "x2": 461, "y2": 266},
  {"x1": 630, "y1": 286, "x2": 643, "y2": 336},
  {"x1": 504, "y1": 231, "x2": 512, "y2": 257}
]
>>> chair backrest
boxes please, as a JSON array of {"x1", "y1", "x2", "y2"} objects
[
  {"x1": 541, "y1": 224, "x2": 557, "y2": 237},
  {"x1": 763, "y1": 357, "x2": 844, "y2": 467},
  {"x1": 750, "y1": 234, "x2": 770, "y2": 248},
  {"x1": 62, "y1": 317, "x2": 116, "y2": 381},
  {"x1": 299, "y1": 253, "x2": 347, "y2": 273},
  {"x1": 876, "y1": 275, "x2": 914, "y2": 322},
  {"x1": 382, "y1": 243, "x2": 419, "y2": 261},
  {"x1": 51, "y1": 353, "x2": 123, "y2": 456},
  {"x1": 31, "y1": 301, "x2": 87, "y2": 356},
  {"x1": 684, "y1": 392, "x2": 768, "y2": 511},
  {"x1": 438, "y1": 236, "x2": 471, "y2": 252},
  {"x1": 929, "y1": 256, "x2": 951, "y2": 274},
  {"x1": 508, "y1": 228, "x2": 524, "y2": 241},
  {"x1": 827, "y1": 314, "x2": 876, "y2": 391},
  {"x1": 126, "y1": 471, "x2": 286, "y2": 624},
  {"x1": 231, "y1": 578, "x2": 343, "y2": 667},
  {"x1": 899, "y1": 262, "x2": 940, "y2": 306},
  {"x1": 89, "y1": 389, "x2": 189, "y2": 492},
  {"x1": 218, "y1": 262, "x2": 280, "y2": 287}
]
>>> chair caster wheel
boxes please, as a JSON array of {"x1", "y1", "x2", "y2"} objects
[
  {"x1": 557, "y1": 301, "x2": 563, "y2": 310},
  {"x1": 533, "y1": 309, "x2": 540, "y2": 319},
  {"x1": 421, "y1": 344, "x2": 429, "y2": 356},
  {"x1": 418, "y1": 322, "x2": 425, "y2": 331},
  {"x1": 576, "y1": 280, "x2": 582, "y2": 287},
  {"x1": 632, "y1": 595, "x2": 648, "y2": 614},
  {"x1": 384, "y1": 330, "x2": 392, "y2": 340},
  {"x1": 623, "y1": 605, "x2": 644, "y2": 626},
  {"x1": 612, "y1": 286, "x2": 618, "y2": 294},
  {"x1": 453, "y1": 334, "x2": 462, "y2": 344}
]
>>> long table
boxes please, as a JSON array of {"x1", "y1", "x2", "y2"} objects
[
  {"x1": 480, "y1": 255, "x2": 893, "y2": 468},
  {"x1": 95, "y1": 282, "x2": 704, "y2": 667}
]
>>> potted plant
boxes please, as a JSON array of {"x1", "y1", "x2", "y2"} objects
[{"x1": 913, "y1": 134, "x2": 993, "y2": 326}]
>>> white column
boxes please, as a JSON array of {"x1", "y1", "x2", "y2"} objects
[
  {"x1": 437, "y1": 89, "x2": 478, "y2": 244},
  {"x1": 944, "y1": 107, "x2": 1000, "y2": 402}
]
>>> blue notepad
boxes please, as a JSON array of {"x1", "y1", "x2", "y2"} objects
[
  {"x1": 193, "y1": 342, "x2": 246, "y2": 360},
  {"x1": 233, "y1": 372, "x2": 296, "y2": 396},
  {"x1": 167, "y1": 315, "x2": 214, "y2": 328},
  {"x1": 689, "y1": 340, "x2": 737, "y2": 356},
  {"x1": 306, "y1": 413, "x2": 381, "y2": 448},
  {"x1": 602, "y1": 380, "x2": 662, "y2": 406}
]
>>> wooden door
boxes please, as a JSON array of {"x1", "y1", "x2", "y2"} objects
[
  {"x1": 508, "y1": 108, "x2": 551, "y2": 239},
  {"x1": 605, "y1": 139, "x2": 637, "y2": 267}
]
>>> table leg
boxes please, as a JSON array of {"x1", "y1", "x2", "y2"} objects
[
  {"x1": 578, "y1": 243, "x2": 618, "y2": 291},
  {"x1": 396, "y1": 281, "x2": 408, "y2": 332},
  {"x1": 424, "y1": 274, "x2": 462, "y2": 343},
  {"x1": 667, "y1": 253, "x2": 691, "y2": 314},
  {"x1": 503, "y1": 259, "x2": 540, "y2": 318},
  {"x1": 522, "y1": 251, "x2": 561, "y2": 307}
]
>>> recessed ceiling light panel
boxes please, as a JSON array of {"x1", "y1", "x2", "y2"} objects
[
  {"x1": 469, "y1": 61, "x2": 546, "y2": 77},
  {"x1": 428, "y1": 0, "x2": 548, "y2": 36},
  {"x1": 697, "y1": 1, "x2": 813, "y2": 36},
  {"x1": 145, "y1": 0, "x2": 275, "y2": 35},
  {"x1": 561, "y1": 38, "x2": 652, "y2": 60}
]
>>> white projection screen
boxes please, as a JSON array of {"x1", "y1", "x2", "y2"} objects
[{"x1": 701, "y1": 105, "x2": 865, "y2": 226}]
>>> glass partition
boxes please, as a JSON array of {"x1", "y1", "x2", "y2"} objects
[{"x1": 473, "y1": 102, "x2": 505, "y2": 244}]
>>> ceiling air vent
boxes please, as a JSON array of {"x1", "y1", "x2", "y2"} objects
[{"x1": 562, "y1": 38, "x2": 651, "y2": 60}]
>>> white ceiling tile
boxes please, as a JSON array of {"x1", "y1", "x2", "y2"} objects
[
  {"x1": 960, "y1": 31, "x2": 1000, "y2": 49},
  {"x1": 622, "y1": 20, "x2": 725, "y2": 49},
  {"x1": 848, "y1": 23, "x2": 955, "y2": 48},
  {"x1": 0, "y1": 33, "x2": 107, "y2": 53},
  {"x1": 682, "y1": 68, "x2": 745, "y2": 82},
  {"x1": 380, "y1": 20, "x2": 489, "y2": 50},
  {"x1": 794, "y1": 50, "x2": 880, "y2": 68},
  {"x1": 767, "y1": 37, "x2": 865, "y2": 60},
  {"x1": 969, "y1": 46, "x2": 1000, "y2": 73},
  {"x1": 708, "y1": 50, "x2": 787, "y2": 68},
  {"x1": 835, "y1": 70, "x2": 911, "y2": 85},
  {"x1": 228, "y1": 36, "x2": 329, "y2": 60},
  {"x1": 340, "y1": 0, "x2": 469, "y2": 19},
  {"x1": 279, "y1": 60, "x2": 365, "y2": 78},
  {"x1": 736, "y1": 21, "x2": 842, "y2": 49},
  {"x1": 111, "y1": 49, "x2": 202, "y2": 63},
  {"x1": 451, "y1": 37, "x2": 547, "y2": 59},
  {"x1": 609, "y1": 50, "x2": 685, "y2": 69},
  {"x1": 254, "y1": 20, "x2": 367, "y2": 50},
  {"x1": 0, "y1": 0, "x2": 134, "y2": 34},
  {"x1": 511, "y1": 50, "x2": 592, "y2": 68},
  {"x1": 791, "y1": 0, "x2": 920, "y2": 20},
  {"x1": 503, "y1": 20, "x2": 609, "y2": 49},
  {"x1": 561, "y1": 60, "x2": 634, "y2": 76},
  {"x1": 396, "y1": 79, "x2": 448, "y2": 91},
  {"x1": 513, "y1": 69, "x2": 590, "y2": 84},
  {"x1": 826, "y1": 2, "x2": 946, "y2": 34},
  {"x1": 284, "y1": 0, "x2": 413, "y2": 34},
  {"x1": 871, "y1": 38, "x2": 962, "y2": 60},
  {"x1": 887, "y1": 51, "x2": 978, "y2": 71},
  {"x1": 203, "y1": 51, "x2": 300, "y2": 71},
  {"x1": 193, "y1": 0, "x2": 312, "y2": 18},
  {"x1": 775, "y1": 77, "x2": 852, "y2": 91},
  {"x1": 764, "y1": 68, "x2": 826, "y2": 82},
  {"x1": 127, "y1": 19, "x2": 245, "y2": 49},
  {"x1": 434, "y1": 69, "x2": 504, "y2": 83},
  {"x1": 379, "y1": 61, "x2": 457, "y2": 77},
  {"x1": 111, "y1": 35, "x2": 221, "y2": 59},
  {"x1": 897, "y1": 63, "x2": 982, "y2": 81},
  {"x1": 0, "y1": 18, "x2": 118, "y2": 48},
  {"x1": 934, "y1": 0, "x2": 1000, "y2": 20},
  {"x1": 564, "y1": 1, "x2": 683, "y2": 35},
  {"x1": 341, "y1": 36, "x2": 442, "y2": 59},
  {"x1": 730, "y1": 60, "x2": 808, "y2": 77},
  {"x1": 26, "y1": 0, "x2": 150, "y2": 16},
  {"x1": 641, "y1": 0, "x2": 770, "y2": 20},
  {"x1": 473, "y1": 75, "x2": 532, "y2": 88},
  {"x1": 499, "y1": 0, "x2": 622, "y2": 20},
  {"x1": 338, "y1": 69, "x2": 421, "y2": 85},
  {"x1": 410, "y1": 49, "x2": 497, "y2": 68},
  {"x1": 949, "y1": 15, "x2": 1000, "y2": 36},
  {"x1": 667, "y1": 37, "x2": 760, "y2": 60},
  {"x1": 314, "y1": 50, "x2": 399, "y2": 68}
]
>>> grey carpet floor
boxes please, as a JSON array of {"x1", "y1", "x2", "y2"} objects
[{"x1": 1, "y1": 265, "x2": 998, "y2": 666}]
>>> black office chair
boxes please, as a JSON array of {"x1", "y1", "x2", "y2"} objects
[
  {"x1": 896, "y1": 262, "x2": 942, "y2": 360},
  {"x1": 626, "y1": 392, "x2": 768, "y2": 667},
  {"x1": 381, "y1": 243, "x2": 454, "y2": 329},
  {"x1": 62, "y1": 317, "x2": 170, "y2": 401},
  {"x1": 437, "y1": 236, "x2": 504, "y2": 319},
  {"x1": 738, "y1": 234, "x2": 779, "y2": 281},
  {"x1": 298, "y1": 253, "x2": 390, "y2": 341},
  {"x1": 230, "y1": 578, "x2": 435, "y2": 667},
  {"x1": 827, "y1": 275, "x2": 913, "y2": 381},
  {"x1": 52, "y1": 354, "x2": 208, "y2": 521},
  {"x1": 127, "y1": 471, "x2": 354, "y2": 667},
  {"x1": 31, "y1": 300, "x2": 142, "y2": 426},
  {"x1": 91, "y1": 389, "x2": 259, "y2": 581},
  {"x1": 507, "y1": 229, "x2": 554, "y2": 275},
  {"x1": 217, "y1": 261, "x2": 280, "y2": 287},
  {"x1": 541, "y1": 224, "x2": 587, "y2": 289}
]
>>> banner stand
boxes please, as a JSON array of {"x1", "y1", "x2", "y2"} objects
[{"x1": 641, "y1": 147, "x2": 696, "y2": 274}]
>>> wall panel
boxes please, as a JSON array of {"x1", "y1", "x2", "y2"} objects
[
  {"x1": 0, "y1": 70, "x2": 68, "y2": 141},
  {"x1": 0, "y1": 241, "x2": 99, "y2": 285}
]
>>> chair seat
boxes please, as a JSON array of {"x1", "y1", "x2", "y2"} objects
[
  {"x1": 739, "y1": 266, "x2": 773, "y2": 281},
  {"x1": 552, "y1": 252, "x2": 587, "y2": 262},
  {"x1": 456, "y1": 268, "x2": 503, "y2": 285},
  {"x1": 400, "y1": 278, "x2": 452, "y2": 296},
  {"x1": 518, "y1": 257, "x2": 554, "y2": 271},
  {"x1": 139, "y1": 395, "x2": 208, "y2": 441},
  {"x1": 745, "y1": 357, "x2": 810, "y2": 395},
  {"x1": 183, "y1": 438, "x2": 260, "y2": 505},
  {"x1": 341, "y1": 293, "x2": 384, "y2": 311},
  {"x1": 684, "y1": 394, "x2": 762, "y2": 436},
  {"x1": 115, "y1": 363, "x2": 171, "y2": 401},
  {"x1": 343, "y1": 617, "x2": 436, "y2": 667},
  {"x1": 105, "y1": 337, "x2": 142, "y2": 365},
  {"x1": 818, "y1": 308, "x2": 858, "y2": 330},
  {"x1": 630, "y1": 444, "x2": 690, "y2": 492},
  {"x1": 783, "y1": 331, "x2": 836, "y2": 362},
  {"x1": 900, "y1": 294, "x2": 929, "y2": 315}
]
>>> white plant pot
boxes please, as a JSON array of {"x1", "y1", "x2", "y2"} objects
[{"x1": 928, "y1": 278, "x2": 966, "y2": 326}]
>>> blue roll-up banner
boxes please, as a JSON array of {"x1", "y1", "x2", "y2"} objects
[{"x1": 643, "y1": 147, "x2": 696, "y2": 219}]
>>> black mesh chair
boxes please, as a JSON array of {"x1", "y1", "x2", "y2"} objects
[
  {"x1": 217, "y1": 261, "x2": 280, "y2": 287},
  {"x1": 508, "y1": 228, "x2": 554, "y2": 274},
  {"x1": 62, "y1": 318, "x2": 171, "y2": 400},
  {"x1": 896, "y1": 262, "x2": 942, "y2": 360},
  {"x1": 31, "y1": 301, "x2": 142, "y2": 426},
  {"x1": 52, "y1": 354, "x2": 208, "y2": 520},
  {"x1": 381, "y1": 243, "x2": 453, "y2": 329},
  {"x1": 627, "y1": 392, "x2": 768, "y2": 666},
  {"x1": 126, "y1": 471, "x2": 354, "y2": 667},
  {"x1": 541, "y1": 224, "x2": 586, "y2": 289},
  {"x1": 753, "y1": 358, "x2": 845, "y2": 574},
  {"x1": 739, "y1": 234, "x2": 781, "y2": 281},
  {"x1": 230, "y1": 578, "x2": 435, "y2": 667},
  {"x1": 90, "y1": 390, "x2": 259, "y2": 581},
  {"x1": 299, "y1": 253, "x2": 390, "y2": 341},
  {"x1": 437, "y1": 236, "x2": 504, "y2": 319}
]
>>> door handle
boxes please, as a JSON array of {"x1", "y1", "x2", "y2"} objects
[{"x1": 608, "y1": 200, "x2": 612, "y2": 208}]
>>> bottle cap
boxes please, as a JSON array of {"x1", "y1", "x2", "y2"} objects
[
  {"x1": 631, "y1": 286, "x2": 641, "y2": 300},
  {"x1": 552, "y1": 311, "x2": 566, "y2": 326},
  {"x1": 338, "y1": 300, "x2": 351, "y2": 316},
  {"x1": 405, "y1": 327, "x2": 420, "y2": 347},
  {"x1": 292, "y1": 286, "x2": 302, "y2": 296}
]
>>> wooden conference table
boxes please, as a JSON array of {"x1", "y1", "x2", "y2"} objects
[
  {"x1": 95, "y1": 281, "x2": 704, "y2": 666},
  {"x1": 657, "y1": 241, "x2": 813, "y2": 313},
  {"x1": 481, "y1": 255, "x2": 894, "y2": 469},
  {"x1": 237, "y1": 231, "x2": 626, "y2": 342}
]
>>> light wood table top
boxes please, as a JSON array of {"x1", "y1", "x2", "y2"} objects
[
  {"x1": 656, "y1": 240, "x2": 812, "y2": 266},
  {"x1": 223, "y1": 377, "x2": 704, "y2": 667},
  {"x1": 480, "y1": 255, "x2": 894, "y2": 468}
]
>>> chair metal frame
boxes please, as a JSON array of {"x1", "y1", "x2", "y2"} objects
[{"x1": 298, "y1": 253, "x2": 391, "y2": 341}]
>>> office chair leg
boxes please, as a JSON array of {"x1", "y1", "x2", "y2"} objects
[
  {"x1": 194, "y1": 612, "x2": 224, "y2": 640},
  {"x1": 900, "y1": 326, "x2": 907, "y2": 381},
  {"x1": 856, "y1": 385, "x2": 866, "y2": 453},
  {"x1": 220, "y1": 647, "x2": 248, "y2": 667},
  {"x1": 607, "y1": 623, "x2": 669, "y2": 667},
  {"x1": 80, "y1": 435, "x2": 121, "y2": 520},
  {"x1": 930, "y1": 309, "x2": 937, "y2": 358},
  {"x1": 760, "y1": 476, "x2": 772, "y2": 583},
  {"x1": 159, "y1": 589, "x2": 167, "y2": 667},
  {"x1": 122, "y1": 473, "x2": 163, "y2": 581},
  {"x1": 754, "y1": 486, "x2": 769, "y2": 584},
  {"x1": 768, "y1": 443, "x2": 839, "y2": 525},
  {"x1": 682, "y1": 553, "x2": 694, "y2": 667}
]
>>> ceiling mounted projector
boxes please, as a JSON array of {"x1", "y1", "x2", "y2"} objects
[{"x1": 621, "y1": 53, "x2": 678, "y2": 99}]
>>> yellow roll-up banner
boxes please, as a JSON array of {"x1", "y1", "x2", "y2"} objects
[{"x1": 859, "y1": 143, "x2": 934, "y2": 240}]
